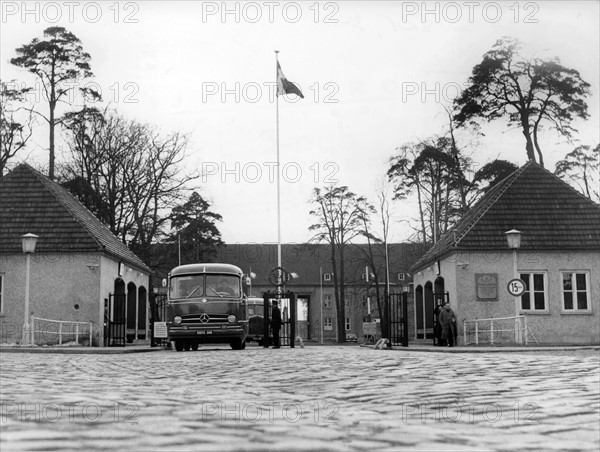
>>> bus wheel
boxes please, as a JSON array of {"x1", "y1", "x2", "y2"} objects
[
  {"x1": 175, "y1": 341, "x2": 184, "y2": 352},
  {"x1": 183, "y1": 341, "x2": 191, "y2": 351},
  {"x1": 191, "y1": 342, "x2": 199, "y2": 351}
]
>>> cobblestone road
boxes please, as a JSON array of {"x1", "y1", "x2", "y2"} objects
[{"x1": 1, "y1": 345, "x2": 599, "y2": 451}]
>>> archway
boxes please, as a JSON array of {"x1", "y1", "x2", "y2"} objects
[
  {"x1": 138, "y1": 286, "x2": 147, "y2": 340},
  {"x1": 105, "y1": 279, "x2": 127, "y2": 346},
  {"x1": 424, "y1": 281, "x2": 434, "y2": 339},
  {"x1": 415, "y1": 285, "x2": 424, "y2": 339},
  {"x1": 127, "y1": 282, "x2": 137, "y2": 341}
]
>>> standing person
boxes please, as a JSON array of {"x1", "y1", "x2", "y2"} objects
[
  {"x1": 439, "y1": 301, "x2": 456, "y2": 347},
  {"x1": 271, "y1": 300, "x2": 282, "y2": 349}
]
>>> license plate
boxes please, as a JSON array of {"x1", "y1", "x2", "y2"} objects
[{"x1": 197, "y1": 330, "x2": 213, "y2": 335}]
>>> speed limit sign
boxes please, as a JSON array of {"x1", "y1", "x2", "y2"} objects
[{"x1": 507, "y1": 278, "x2": 526, "y2": 297}]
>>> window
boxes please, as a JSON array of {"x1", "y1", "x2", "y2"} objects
[
  {"x1": 345, "y1": 318, "x2": 351, "y2": 330},
  {"x1": 345, "y1": 295, "x2": 351, "y2": 307},
  {"x1": 561, "y1": 272, "x2": 590, "y2": 311},
  {"x1": 324, "y1": 317, "x2": 333, "y2": 330},
  {"x1": 520, "y1": 272, "x2": 547, "y2": 311},
  {"x1": 169, "y1": 274, "x2": 241, "y2": 299},
  {"x1": 323, "y1": 273, "x2": 331, "y2": 282},
  {"x1": 323, "y1": 294, "x2": 332, "y2": 309},
  {"x1": 397, "y1": 272, "x2": 405, "y2": 281},
  {"x1": 0, "y1": 274, "x2": 3, "y2": 314}
]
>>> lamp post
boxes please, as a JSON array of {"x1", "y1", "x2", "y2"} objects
[
  {"x1": 505, "y1": 229, "x2": 522, "y2": 343},
  {"x1": 21, "y1": 233, "x2": 38, "y2": 345}
]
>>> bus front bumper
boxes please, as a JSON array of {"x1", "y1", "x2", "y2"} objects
[{"x1": 168, "y1": 324, "x2": 246, "y2": 340}]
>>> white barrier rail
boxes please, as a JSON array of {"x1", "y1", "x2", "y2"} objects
[
  {"x1": 30, "y1": 317, "x2": 93, "y2": 346},
  {"x1": 463, "y1": 315, "x2": 538, "y2": 346}
]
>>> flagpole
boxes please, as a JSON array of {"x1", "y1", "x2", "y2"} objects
[{"x1": 275, "y1": 50, "x2": 282, "y2": 294}]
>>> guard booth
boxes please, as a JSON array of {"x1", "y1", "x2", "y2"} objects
[
  {"x1": 387, "y1": 292, "x2": 409, "y2": 347},
  {"x1": 262, "y1": 291, "x2": 297, "y2": 348}
]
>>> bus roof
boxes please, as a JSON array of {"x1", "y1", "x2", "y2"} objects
[{"x1": 170, "y1": 263, "x2": 243, "y2": 276}]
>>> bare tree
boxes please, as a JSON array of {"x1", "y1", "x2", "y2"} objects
[
  {"x1": 309, "y1": 186, "x2": 370, "y2": 342},
  {"x1": 555, "y1": 144, "x2": 600, "y2": 203},
  {"x1": 0, "y1": 81, "x2": 34, "y2": 177},
  {"x1": 61, "y1": 107, "x2": 198, "y2": 262}
]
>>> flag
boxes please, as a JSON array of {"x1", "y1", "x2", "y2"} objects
[{"x1": 277, "y1": 62, "x2": 304, "y2": 99}]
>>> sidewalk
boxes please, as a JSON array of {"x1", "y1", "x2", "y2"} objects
[
  {"x1": 0, "y1": 344, "x2": 166, "y2": 354},
  {"x1": 361, "y1": 342, "x2": 600, "y2": 353}
]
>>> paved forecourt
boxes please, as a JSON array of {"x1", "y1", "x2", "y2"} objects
[{"x1": 1, "y1": 346, "x2": 598, "y2": 451}]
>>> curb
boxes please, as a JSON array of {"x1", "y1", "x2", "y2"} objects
[
  {"x1": 0, "y1": 346, "x2": 167, "y2": 355},
  {"x1": 360, "y1": 344, "x2": 600, "y2": 353}
]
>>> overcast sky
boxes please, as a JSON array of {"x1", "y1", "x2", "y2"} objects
[{"x1": 2, "y1": 1, "x2": 598, "y2": 245}]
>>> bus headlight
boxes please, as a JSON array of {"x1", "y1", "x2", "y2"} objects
[
  {"x1": 174, "y1": 316, "x2": 182, "y2": 325},
  {"x1": 228, "y1": 315, "x2": 236, "y2": 323}
]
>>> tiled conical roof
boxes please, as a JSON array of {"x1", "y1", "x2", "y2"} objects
[
  {"x1": 412, "y1": 161, "x2": 600, "y2": 272},
  {"x1": 0, "y1": 164, "x2": 150, "y2": 273}
]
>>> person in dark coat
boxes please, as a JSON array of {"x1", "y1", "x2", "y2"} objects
[
  {"x1": 270, "y1": 300, "x2": 282, "y2": 348},
  {"x1": 439, "y1": 301, "x2": 456, "y2": 347}
]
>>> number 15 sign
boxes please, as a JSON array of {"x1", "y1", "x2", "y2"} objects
[{"x1": 507, "y1": 278, "x2": 526, "y2": 297}]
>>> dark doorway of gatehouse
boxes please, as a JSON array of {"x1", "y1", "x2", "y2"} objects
[{"x1": 105, "y1": 279, "x2": 126, "y2": 347}]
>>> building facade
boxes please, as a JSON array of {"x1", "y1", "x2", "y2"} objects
[
  {"x1": 411, "y1": 162, "x2": 600, "y2": 345},
  {"x1": 0, "y1": 165, "x2": 151, "y2": 346},
  {"x1": 212, "y1": 242, "x2": 425, "y2": 342}
]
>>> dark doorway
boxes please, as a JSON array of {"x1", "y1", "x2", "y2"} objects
[
  {"x1": 138, "y1": 286, "x2": 147, "y2": 340},
  {"x1": 415, "y1": 285, "x2": 424, "y2": 339},
  {"x1": 424, "y1": 282, "x2": 434, "y2": 339},
  {"x1": 106, "y1": 279, "x2": 126, "y2": 347},
  {"x1": 127, "y1": 282, "x2": 137, "y2": 341}
]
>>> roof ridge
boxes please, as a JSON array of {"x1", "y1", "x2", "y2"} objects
[
  {"x1": 544, "y1": 163, "x2": 600, "y2": 209},
  {"x1": 27, "y1": 167, "x2": 106, "y2": 252},
  {"x1": 453, "y1": 162, "x2": 529, "y2": 246},
  {"x1": 13, "y1": 165, "x2": 150, "y2": 273}
]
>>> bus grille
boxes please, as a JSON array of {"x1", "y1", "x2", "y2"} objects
[{"x1": 180, "y1": 314, "x2": 229, "y2": 324}]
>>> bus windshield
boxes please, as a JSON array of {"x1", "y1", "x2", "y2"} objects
[{"x1": 169, "y1": 274, "x2": 241, "y2": 300}]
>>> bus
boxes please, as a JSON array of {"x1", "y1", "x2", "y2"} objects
[
  {"x1": 166, "y1": 263, "x2": 248, "y2": 351},
  {"x1": 246, "y1": 297, "x2": 268, "y2": 346}
]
